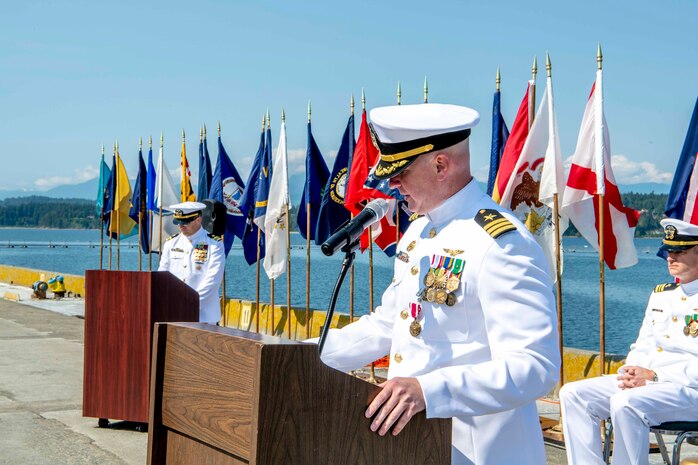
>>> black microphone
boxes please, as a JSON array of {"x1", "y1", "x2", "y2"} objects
[{"x1": 321, "y1": 198, "x2": 390, "y2": 256}]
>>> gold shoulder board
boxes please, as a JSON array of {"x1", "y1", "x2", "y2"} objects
[
  {"x1": 654, "y1": 283, "x2": 680, "y2": 293},
  {"x1": 474, "y1": 209, "x2": 516, "y2": 239},
  {"x1": 208, "y1": 233, "x2": 223, "y2": 242},
  {"x1": 165, "y1": 233, "x2": 180, "y2": 241}
]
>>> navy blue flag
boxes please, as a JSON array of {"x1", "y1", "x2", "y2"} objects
[
  {"x1": 128, "y1": 148, "x2": 150, "y2": 253},
  {"x1": 102, "y1": 154, "x2": 116, "y2": 227},
  {"x1": 316, "y1": 114, "x2": 354, "y2": 244},
  {"x1": 209, "y1": 136, "x2": 247, "y2": 255},
  {"x1": 239, "y1": 129, "x2": 266, "y2": 265},
  {"x1": 253, "y1": 125, "x2": 273, "y2": 230},
  {"x1": 665, "y1": 97, "x2": 698, "y2": 223},
  {"x1": 486, "y1": 89, "x2": 510, "y2": 196},
  {"x1": 146, "y1": 145, "x2": 156, "y2": 211},
  {"x1": 297, "y1": 121, "x2": 330, "y2": 240},
  {"x1": 197, "y1": 132, "x2": 213, "y2": 201}
]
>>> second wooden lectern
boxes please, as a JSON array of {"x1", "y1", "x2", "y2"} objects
[
  {"x1": 83, "y1": 270, "x2": 199, "y2": 425},
  {"x1": 147, "y1": 323, "x2": 452, "y2": 465}
]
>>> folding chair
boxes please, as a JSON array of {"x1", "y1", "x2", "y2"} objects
[{"x1": 603, "y1": 419, "x2": 698, "y2": 465}]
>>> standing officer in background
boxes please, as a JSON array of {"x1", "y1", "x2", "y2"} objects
[
  {"x1": 158, "y1": 201, "x2": 225, "y2": 324},
  {"x1": 317, "y1": 103, "x2": 560, "y2": 465},
  {"x1": 561, "y1": 218, "x2": 698, "y2": 465}
]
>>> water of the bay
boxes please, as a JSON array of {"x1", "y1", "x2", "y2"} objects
[{"x1": 0, "y1": 228, "x2": 671, "y2": 356}]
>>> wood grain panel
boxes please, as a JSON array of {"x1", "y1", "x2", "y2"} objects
[{"x1": 165, "y1": 429, "x2": 248, "y2": 465}]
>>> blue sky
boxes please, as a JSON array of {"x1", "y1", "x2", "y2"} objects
[{"x1": 1, "y1": 0, "x2": 697, "y2": 193}]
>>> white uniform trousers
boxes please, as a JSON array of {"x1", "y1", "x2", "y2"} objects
[{"x1": 560, "y1": 376, "x2": 698, "y2": 465}]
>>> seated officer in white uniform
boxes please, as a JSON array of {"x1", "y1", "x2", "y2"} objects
[
  {"x1": 317, "y1": 104, "x2": 560, "y2": 465},
  {"x1": 158, "y1": 201, "x2": 225, "y2": 324},
  {"x1": 560, "y1": 218, "x2": 698, "y2": 465}
]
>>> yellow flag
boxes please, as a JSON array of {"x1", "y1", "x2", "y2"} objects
[
  {"x1": 109, "y1": 149, "x2": 137, "y2": 238},
  {"x1": 181, "y1": 140, "x2": 196, "y2": 202}
]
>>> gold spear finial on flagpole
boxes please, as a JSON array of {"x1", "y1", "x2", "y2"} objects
[
  {"x1": 261, "y1": 112, "x2": 266, "y2": 131},
  {"x1": 532, "y1": 55, "x2": 538, "y2": 81},
  {"x1": 308, "y1": 101, "x2": 311, "y2": 123},
  {"x1": 139, "y1": 137, "x2": 142, "y2": 151},
  {"x1": 397, "y1": 81, "x2": 402, "y2": 105},
  {"x1": 496, "y1": 67, "x2": 501, "y2": 92},
  {"x1": 148, "y1": 135, "x2": 152, "y2": 148},
  {"x1": 217, "y1": 121, "x2": 221, "y2": 137},
  {"x1": 160, "y1": 132, "x2": 164, "y2": 148},
  {"x1": 350, "y1": 94, "x2": 355, "y2": 115},
  {"x1": 181, "y1": 128, "x2": 185, "y2": 143},
  {"x1": 282, "y1": 108, "x2": 286, "y2": 123},
  {"x1": 101, "y1": 144, "x2": 104, "y2": 156},
  {"x1": 597, "y1": 43, "x2": 603, "y2": 70},
  {"x1": 546, "y1": 52, "x2": 552, "y2": 78},
  {"x1": 203, "y1": 124, "x2": 207, "y2": 138},
  {"x1": 199, "y1": 126, "x2": 203, "y2": 143},
  {"x1": 266, "y1": 109, "x2": 270, "y2": 129},
  {"x1": 423, "y1": 77, "x2": 429, "y2": 103},
  {"x1": 361, "y1": 88, "x2": 366, "y2": 111}
]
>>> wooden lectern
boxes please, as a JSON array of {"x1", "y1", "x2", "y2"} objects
[
  {"x1": 147, "y1": 323, "x2": 452, "y2": 465},
  {"x1": 83, "y1": 270, "x2": 199, "y2": 424}
]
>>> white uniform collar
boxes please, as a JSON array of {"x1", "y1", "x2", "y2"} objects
[
  {"x1": 682, "y1": 278, "x2": 698, "y2": 296},
  {"x1": 184, "y1": 226, "x2": 207, "y2": 243},
  {"x1": 424, "y1": 178, "x2": 482, "y2": 228}
]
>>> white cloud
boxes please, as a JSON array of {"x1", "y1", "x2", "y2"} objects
[
  {"x1": 34, "y1": 165, "x2": 100, "y2": 190},
  {"x1": 563, "y1": 154, "x2": 673, "y2": 185}
]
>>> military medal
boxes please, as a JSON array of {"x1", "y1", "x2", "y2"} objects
[
  {"x1": 684, "y1": 315, "x2": 691, "y2": 336},
  {"x1": 446, "y1": 276, "x2": 460, "y2": 292},
  {"x1": 435, "y1": 289, "x2": 447, "y2": 305},
  {"x1": 446, "y1": 292, "x2": 457, "y2": 306},
  {"x1": 409, "y1": 302, "x2": 422, "y2": 337},
  {"x1": 424, "y1": 271, "x2": 435, "y2": 287},
  {"x1": 426, "y1": 288, "x2": 436, "y2": 302}
]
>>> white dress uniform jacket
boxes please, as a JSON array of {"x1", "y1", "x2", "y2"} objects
[
  {"x1": 560, "y1": 279, "x2": 698, "y2": 465},
  {"x1": 158, "y1": 226, "x2": 225, "y2": 324},
  {"x1": 320, "y1": 181, "x2": 560, "y2": 465}
]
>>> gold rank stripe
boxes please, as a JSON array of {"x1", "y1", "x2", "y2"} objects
[
  {"x1": 663, "y1": 239, "x2": 698, "y2": 246},
  {"x1": 380, "y1": 143, "x2": 435, "y2": 162},
  {"x1": 482, "y1": 218, "x2": 516, "y2": 238}
]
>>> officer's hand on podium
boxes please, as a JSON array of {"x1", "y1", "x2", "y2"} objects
[{"x1": 365, "y1": 376, "x2": 426, "y2": 437}]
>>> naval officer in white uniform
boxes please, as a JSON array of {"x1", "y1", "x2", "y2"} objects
[
  {"x1": 318, "y1": 104, "x2": 560, "y2": 465},
  {"x1": 561, "y1": 218, "x2": 698, "y2": 465},
  {"x1": 158, "y1": 201, "x2": 225, "y2": 324}
]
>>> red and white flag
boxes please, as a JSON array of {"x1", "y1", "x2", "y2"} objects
[
  {"x1": 561, "y1": 69, "x2": 641, "y2": 270},
  {"x1": 500, "y1": 75, "x2": 568, "y2": 280}
]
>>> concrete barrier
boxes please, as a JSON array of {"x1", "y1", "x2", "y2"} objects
[{"x1": 0, "y1": 265, "x2": 85, "y2": 297}]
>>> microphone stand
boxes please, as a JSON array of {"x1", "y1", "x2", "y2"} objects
[{"x1": 318, "y1": 239, "x2": 359, "y2": 356}]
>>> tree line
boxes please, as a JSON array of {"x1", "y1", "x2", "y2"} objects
[{"x1": 0, "y1": 193, "x2": 669, "y2": 237}]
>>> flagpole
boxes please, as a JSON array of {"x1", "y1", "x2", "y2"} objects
[
  {"x1": 255, "y1": 114, "x2": 265, "y2": 334},
  {"x1": 280, "y1": 109, "x2": 291, "y2": 338},
  {"x1": 423, "y1": 77, "x2": 428, "y2": 104},
  {"x1": 116, "y1": 141, "x2": 121, "y2": 271},
  {"x1": 138, "y1": 137, "x2": 143, "y2": 271},
  {"x1": 109, "y1": 142, "x2": 114, "y2": 271},
  {"x1": 99, "y1": 144, "x2": 105, "y2": 269},
  {"x1": 158, "y1": 134, "x2": 164, "y2": 255},
  {"x1": 529, "y1": 56, "x2": 537, "y2": 129},
  {"x1": 305, "y1": 102, "x2": 312, "y2": 339},
  {"x1": 148, "y1": 135, "x2": 154, "y2": 272},
  {"x1": 597, "y1": 44, "x2": 606, "y2": 376},
  {"x1": 271, "y1": 278, "x2": 275, "y2": 334},
  {"x1": 395, "y1": 82, "x2": 401, "y2": 247},
  {"x1": 368, "y1": 226, "x2": 376, "y2": 383},
  {"x1": 349, "y1": 94, "x2": 356, "y2": 323},
  {"x1": 218, "y1": 123, "x2": 228, "y2": 328},
  {"x1": 548, "y1": 53, "x2": 564, "y2": 388}
]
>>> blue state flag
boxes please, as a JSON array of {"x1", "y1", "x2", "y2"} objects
[
  {"x1": 198, "y1": 131, "x2": 213, "y2": 201},
  {"x1": 96, "y1": 153, "x2": 111, "y2": 215},
  {"x1": 316, "y1": 114, "x2": 354, "y2": 244},
  {"x1": 486, "y1": 89, "x2": 510, "y2": 196},
  {"x1": 253, "y1": 125, "x2": 273, "y2": 231},
  {"x1": 297, "y1": 121, "x2": 329, "y2": 240},
  {"x1": 666, "y1": 97, "x2": 698, "y2": 223},
  {"x1": 128, "y1": 148, "x2": 150, "y2": 253},
  {"x1": 146, "y1": 145, "x2": 156, "y2": 212},
  {"x1": 239, "y1": 129, "x2": 266, "y2": 265},
  {"x1": 209, "y1": 136, "x2": 246, "y2": 255}
]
